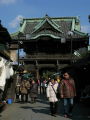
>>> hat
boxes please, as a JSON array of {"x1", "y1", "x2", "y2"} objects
[{"x1": 50, "y1": 79, "x2": 55, "y2": 81}]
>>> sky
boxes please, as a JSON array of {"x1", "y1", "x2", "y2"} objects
[{"x1": 0, "y1": 0, "x2": 90, "y2": 34}]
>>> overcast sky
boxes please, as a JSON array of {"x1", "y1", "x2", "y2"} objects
[{"x1": 0, "y1": 0, "x2": 90, "y2": 34}]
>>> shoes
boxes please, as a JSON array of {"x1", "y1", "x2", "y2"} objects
[
  {"x1": 31, "y1": 101, "x2": 34, "y2": 104},
  {"x1": 51, "y1": 114, "x2": 56, "y2": 117},
  {"x1": 64, "y1": 114, "x2": 72, "y2": 118},
  {"x1": 64, "y1": 114, "x2": 68, "y2": 118}
]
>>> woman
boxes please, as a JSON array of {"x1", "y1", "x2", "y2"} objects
[
  {"x1": 46, "y1": 79, "x2": 58, "y2": 117},
  {"x1": 60, "y1": 72, "x2": 76, "y2": 118},
  {"x1": 29, "y1": 80, "x2": 38, "y2": 103},
  {"x1": 20, "y1": 79, "x2": 30, "y2": 102}
]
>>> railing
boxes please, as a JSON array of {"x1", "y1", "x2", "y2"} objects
[{"x1": 25, "y1": 53, "x2": 72, "y2": 60}]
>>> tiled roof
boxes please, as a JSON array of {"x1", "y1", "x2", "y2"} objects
[
  {"x1": 24, "y1": 22, "x2": 38, "y2": 34},
  {"x1": 11, "y1": 16, "x2": 88, "y2": 40}
]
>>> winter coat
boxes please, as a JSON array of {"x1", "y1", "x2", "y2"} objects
[
  {"x1": 15, "y1": 84, "x2": 20, "y2": 94},
  {"x1": 46, "y1": 82, "x2": 58, "y2": 102},
  {"x1": 20, "y1": 80, "x2": 30, "y2": 94},
  {"x1": 29, "y1": 83, "x2": 38, "y2": 98},
  {"x1": 60, "y1": 78, "x2": 76, "y2": 98}
]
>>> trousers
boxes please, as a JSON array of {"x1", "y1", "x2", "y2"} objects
[
  {"x1": 63, "y1": 98, "x2": 73, "y2": 115},
  {"x1": 50, "y1": 102, "x2": 58, "y2": 114}
]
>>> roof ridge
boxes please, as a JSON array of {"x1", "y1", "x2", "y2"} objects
[
  {"x1": 71, "y1": 18, "x2": 75, "y2": 31},
  {"x1": 23, "y1": 16, "x2": 77, "y2": 21}
]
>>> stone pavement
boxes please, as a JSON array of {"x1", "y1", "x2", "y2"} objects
[
  {"x1": 0, "y1": 95, "x2": 71, "y2": 120},
  {"x1": 0, "y1": 95, "x2": 90, "y2": 120}
]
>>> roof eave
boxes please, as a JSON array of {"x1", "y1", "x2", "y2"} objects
[
  {"x1": 73, "y1": 30, "x2": 88, "y2": 36},
  {"x1": 31, "y1": 34, "x2": 61, "y2": 39}
]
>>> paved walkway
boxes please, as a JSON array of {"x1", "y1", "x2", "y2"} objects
[
  {"x1": 0, "y1": 95, "x2": 90, "y2": 120},
  {"x1": 0, "y1": 95, "x2": 71, "y2": 120}
]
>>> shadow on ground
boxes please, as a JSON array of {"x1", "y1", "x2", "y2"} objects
[
  {"x1": 20, "y1": 94, "x2": 90, "y2": 120},
  {"x1": 20, "y1": 105, "x2": 50, "y2": 115},
  {"x1": 72, "y1": 100, "x2": 90, "y2": 120}
]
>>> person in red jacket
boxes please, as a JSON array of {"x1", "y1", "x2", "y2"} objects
[{"x1": 60, "y1": 72, "x2": 76, "y2": 118}]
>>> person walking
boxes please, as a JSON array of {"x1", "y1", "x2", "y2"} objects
[
  {"x1": 29, "y1": 80, "x2": 38, "y2": 103},
  {"x1": 15, "y1": 83, "x2": 20, "y2": 102},
  {"x1": 42, "y1": 79, "x2": 47, "y2": 94},
  {"x1": 46, "y1": 79, "x2": 58, "y2": 117},
  {"x1": 60, "y1": 72, "x2": 76, "y2": 118},
  {"x1": 20, "y1": 79, "x2": 30, "y2": 103}
]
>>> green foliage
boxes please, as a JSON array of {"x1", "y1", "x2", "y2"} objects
[{"x1": 42, "y1": 70, "x2": 55, "y2": 79}]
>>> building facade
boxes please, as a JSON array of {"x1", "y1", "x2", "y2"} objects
[{"x1": 10, "y1": 15, "x2": 89, "y2": 79}]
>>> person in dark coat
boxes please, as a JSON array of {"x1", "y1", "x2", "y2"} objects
[
  {"x1": 29, "y1": 80, "x2": 38, "y2": 103},
  {"x1": 60, "y1": 72, "x2": 76, "y2": 118},
  {"x1": 15, "y1": 83, "x2": 20, "y2": 102}
]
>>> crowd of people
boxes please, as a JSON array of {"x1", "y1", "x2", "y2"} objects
[
  {"x1": 15, "y1": 71, "x2": 76, "y2": 118},
  {"x1": 15, "y1": 78, "x2": 38, "y2": 104}
]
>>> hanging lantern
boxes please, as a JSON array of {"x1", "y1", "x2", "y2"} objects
[{"x1": 61, "y1": 38, "x2": 66, "y2": 43}]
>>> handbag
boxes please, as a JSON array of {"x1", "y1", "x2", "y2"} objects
[{"x1": 51, "y1": 85, "x2": 60, "y2": 99}]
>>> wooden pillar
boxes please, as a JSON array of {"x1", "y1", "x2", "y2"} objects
[
  {"x1": 36, "y1": 68, "x2": 39, "y2": 80},
  {"x1": 56, "y1": 60, "x2": 59, "y2": 72},
  {"x1": 35, "y1": 60, "x2": 40, "y2": 80}
]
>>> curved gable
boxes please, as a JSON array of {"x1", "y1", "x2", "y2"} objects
[{"x1": 32, "y1": 15, "x2": 63, "y2": 34}]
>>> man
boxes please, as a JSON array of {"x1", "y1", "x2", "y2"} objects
[{"x1": 60, "y1": 72, "x2": 76, "y2": 118}]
